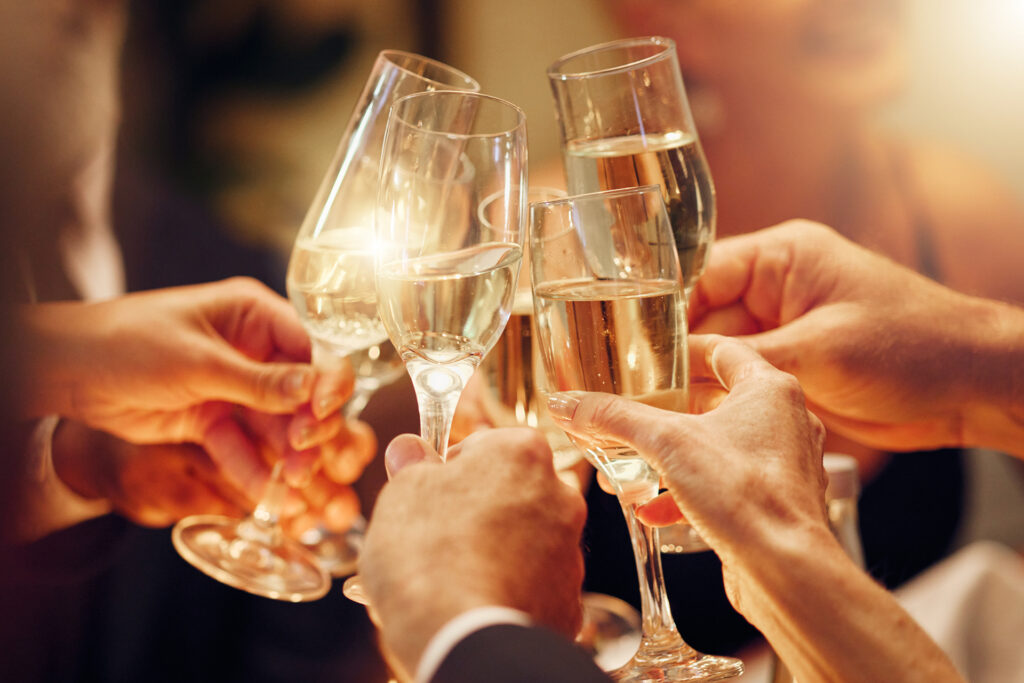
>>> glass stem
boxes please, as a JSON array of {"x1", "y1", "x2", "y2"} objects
[
  {"x1": 342, "y1": 381, "x2": 376, "y2": 420},
  {"x1": 414, "y1": 386, "x2": 461, "y2": 461},
  {"x1": 241, "y1": 461, "x2": 286, "y2": 546},
  {"x1": 619, "y1": 496, "x2": 695, "y2": 661}
]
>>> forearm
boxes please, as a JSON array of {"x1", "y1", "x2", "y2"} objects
[
  {"x1": 3, "y1": 418, "x2": 112, "y2": 544},
  {"x1": 959, "y1": 296, "x2": 1024, "y2": 458},
  {"x1": 17, "y1": 301, "x2": 111, "y2": 420},
  {"x1": 736, "y1": 528, "x2": 963, "y2": 683}
]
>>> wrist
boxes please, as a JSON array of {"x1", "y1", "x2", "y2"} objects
[
  {"x1": 958, "y1": 296, "x2": 1024, "y2": 455},
  {"x1": 374, "y1": 572, "x2": 504, "y2": 680},
  {"x1": 4, "y1": 417, "x2": 112, "y2": 544}
]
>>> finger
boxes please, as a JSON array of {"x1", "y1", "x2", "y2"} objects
[
  {"x1": 311, "y1": 365, "x2": 355, "y2": 420},
  {"x1": 689, "y1": 232, "x2": 768, "y2": 324},
  {"x1": 288, "y1": 404, "x2": 344, "y2": 451},
  {"x1": 384, "y1": 434, "x2": 442, "y2": 479},
  {"x1": 209, "y1": 354, "x2": 319, "y2": 414},
  {"x1": 690, "y1": 302, "x2": 763, "y2": 337},
  {"x1": 689, "y1": 334, "x2": 779, "y2": 391},
  {"x1": 596, "y1": 470, "x2": 616, "y2": 495},
  {"x1": 546, "y1": 391, "x2": 688, "y2": 475},
  {"x1": 689, "y1": 377, "x2": 728, "y2": 415},
  {"x1": 194, "y1": 406, "x2": 271, "y2": 502},
  {"x1": 636, "y1": 492, "x2": 686, "y2": 527},
  {"x1": 210, "y1": 278, "x2": 313, "y2": 362},
  {"x1": 283, "y1": 447, "x2": 320, "y2": 488},
  {"x1": 322, "y1": 485, "x2": 360, "y2": 532},
  {"x1": 320, "y1": 421, "x2": 377, "y2": 484}
]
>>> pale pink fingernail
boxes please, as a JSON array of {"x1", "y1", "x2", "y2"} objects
[{"x1": 547, "y1": 392, "x2": 583, "y2": 421}]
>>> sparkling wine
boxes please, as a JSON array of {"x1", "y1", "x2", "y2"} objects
[
  {"x1": 564, "y1": 131, "x2": 715, "y2": 291},
  {"x1": 480, "y1": 293, "x2": 583, "y2": 471},
  {"x1": 480, "y1": 293, "x2": 537, "y2": 427},
  {"x1": 534, "y1": 278, "x2": 688, "y2": 481},
  {"x1": 377, "y1": 242, "x2": 521, "y2": 368},
  {"x1": 287, "y1": 227, "x2": 388, "y2": 356}
]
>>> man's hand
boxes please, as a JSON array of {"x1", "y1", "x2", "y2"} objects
[
  {"x1": 690, "y1": 220, "x2": 1021, "y2": 453},
  {"x1": 360, "y1": 428, "x2": 588, "y2": 680},
  {"x1": 20, "y1": 278, "x2": 352, "y2": 499},
  {"x1": 547, "y1": 336, "x2": 830, "y2": 612}
]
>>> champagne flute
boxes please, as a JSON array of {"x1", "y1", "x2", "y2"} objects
[
  {"x1": 343, "y1": 89, "x2": 528, "y2": 603},
  {"x1": 548, "y1": 36, "x2": 715, "y2": 552},
  {"x1": 172, "y1": 52, "x2": 479, "y2": 602},
  {"x1": 531, "y1": 186, "x2": 742, "y2": 682}
]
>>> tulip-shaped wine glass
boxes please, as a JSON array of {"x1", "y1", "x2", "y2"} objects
[
  {"x1": 172, "y1": 51, "x2": 479, "y2": 602},
  {"x1": 342, "y1": 89, "x2": 528, "y2": 603},
  {"x1": 549, "y1": 36, "x2": 716, "y2": 554},
  {"x1": 531, "y1": 186, "x2": 742, "y2": 681}
]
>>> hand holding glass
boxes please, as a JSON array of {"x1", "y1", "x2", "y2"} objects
[
  {"x1": 343, "y1": 90, "x2": 528, "y2": 603},
  {"x1": 531, "y1": 186, "x2": 742, "y2": 681},
  {"x1": 172, "y1": 51, "x2": 479, "y2": 602}
]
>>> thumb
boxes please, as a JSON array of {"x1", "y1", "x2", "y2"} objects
[
  {"x1": 385, "y1": 434, "x2": 443, "y2": 479},
  {"x1": 211, "y1": 354, "x2": 319, "y2": 414},
  {"x1": 546, "y1": 391, "x2": 688, "y2": 475}
]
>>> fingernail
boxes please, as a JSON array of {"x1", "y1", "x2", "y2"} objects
[
  {"x1": 285, "y1": 369, "x2": 313, "y2": 400},
  {"x1": 316, "y1": 394, "x2": 339, "y2": 418},
  {"x1": 547, "y1": 392, "x2": 582, "y2": 421},
  {"x1": 291, "y1": 467, "x2": 314, "y2": 489},
  {"x1": 384, "y1": 436, "x2": 430, "y2": 479},
  {"x1": 298, "y1": 426, "x2": 317, "y2": 449}
]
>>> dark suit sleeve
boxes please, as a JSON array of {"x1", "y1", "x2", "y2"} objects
[{"x1": 430, "y1": 623, "x2": 610, "y2": 683}]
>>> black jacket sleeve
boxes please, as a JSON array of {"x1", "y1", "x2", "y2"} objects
[{"x1": 430, "y1": 623, "x2": 610, "y2": 683}]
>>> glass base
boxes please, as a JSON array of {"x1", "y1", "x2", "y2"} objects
[
  {"x1": 300, "y1": 516, "x2": 365, "y2": 578},
  {"x1": 610, "y1": 648, "x2": 743, "y2": 682},
  {"x1": 172, "y1": 514, "x2": 330, "y2": 603},
  {"x1": 576, "y1": 592, "x2": 642, "y2": 672}
]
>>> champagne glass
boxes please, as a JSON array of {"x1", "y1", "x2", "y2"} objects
[
  {"x1": 531, "y1": 186, "x2": 742, "y2": 682},
  {"x1": 549, "y1": 36, "x2": 715, "y2": 552},
  {"x1": 343, "y1": 89, "x2": 528, "y2": 603},
  {"x1": 172, "y1": 52, "x2": 479, "y2": 602}
]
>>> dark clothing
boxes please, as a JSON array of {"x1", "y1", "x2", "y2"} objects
[{"x1": 431, "y1": 624, "x2": 609, "y2": 683}]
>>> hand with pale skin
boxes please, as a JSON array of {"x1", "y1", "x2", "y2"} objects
[
  {"x1": 359, "y1": 428, "x2": 587, "y2": 681},
  {"x1": 689, "y1": 220, "x2": 1024, "y2": 458},
  {"x1": 17, "y1": 277, "x2": 353, "y2": 499},
  {"x1": 548, "y1": 336, "x2": 965, "y2": 683},
  {"x1": 48, "y1": 415, "x2": 374, "y2": 537}
]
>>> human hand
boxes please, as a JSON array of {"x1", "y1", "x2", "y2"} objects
[
  {"x1": 49, "y1": 413, "x2": 375, "y2": 534},
  {"x1": 547, "y1": 336, "x2": 832, "y2": 615},
  {"x1": 359, "y1": 428, "x2": 587, "y2": 680},
  {"x1": 689, "y1": 220, "x2": 1008, "y2": 452},
  {"x1": 20, "y1": 278, "x2": 352, "y2": 499}
]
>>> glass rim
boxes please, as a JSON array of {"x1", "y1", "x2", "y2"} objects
[
  {"x1": 529, "y1": 184, "x2": 663, "y2": 211},
  {"x1": 378, "y1": 49, "x2": 481, "y2": 92},
  {"x1": 547, "y1": 36, "x2": 676, "y2": 81},
  {"x1": 390, "y1": 90, "x2": 528, "y2": 139}
]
